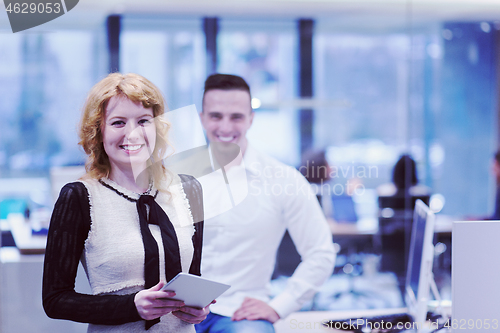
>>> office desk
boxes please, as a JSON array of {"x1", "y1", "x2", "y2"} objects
[
  {"x1": 0, "y1": 247, "x2": 90, "y2": 333},
  {"x1": 328, "y1": 218, "x2": 378, "y2": 261},
  {"x1": 328, "y1": 214, "x2": 452, "y2": 292},
  {"x1": 329, "y1": 218, "x2": 378, "y2": 236},
  {"x1": 329, "y1": 214, "x2": 452, "y2": 237},
  {"x1": 6, "y1": 213, "x2": 46, "y2": 254}
]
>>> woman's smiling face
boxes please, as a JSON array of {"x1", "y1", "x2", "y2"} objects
[{"x1": 102, "y1": 95, "x2": 156, "y2": 175}]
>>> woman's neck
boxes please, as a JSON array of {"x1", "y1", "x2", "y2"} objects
[{"x1": 108, "y1": 168, "x2": 150, "y2": 193}]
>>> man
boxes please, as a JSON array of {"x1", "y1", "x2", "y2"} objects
[
  {"x1": 490, "y1": 150, "x2": 500, "y2": 219},
  {"x1": 195, "y1": 74, "x2": 336, "y2": 333}
]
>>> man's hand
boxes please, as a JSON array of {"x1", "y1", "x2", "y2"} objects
[
  {"x1": 231, "y1": 297, "x2": 280, "y2": 323},
  {"x1": 134, "y1": 281, "x2": 185, "y2": 320}
]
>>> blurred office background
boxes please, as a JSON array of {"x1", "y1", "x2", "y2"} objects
[
  {"x1": 1, "y1": 0, "x2": 500, "y2": 331},
  {"x1": 1, "y1": 0, "x2": 499, "y2": 217}
]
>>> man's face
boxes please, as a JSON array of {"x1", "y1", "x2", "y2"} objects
[
  {"x1": 492, "y1": 160, "x2": 500, "y2": 182},
  {"x1": 200, "y1": 89, "x2": 254, "y2": 153}
]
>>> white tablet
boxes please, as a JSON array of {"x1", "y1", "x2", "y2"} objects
[{"x1": 160, "y1": 273, "x2": 230, "y2": 308}]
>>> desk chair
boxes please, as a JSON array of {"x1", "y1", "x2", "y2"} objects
[
  {"x1": 327, "y1": 233, "x2": 396, "y2": 309},
  {"x1": 377, "y1": 194, "x2": 430, "y2": 298},
  {"x1": 1, "y1": 231, "x2": 16, "y2": 247},
  {"x1": 328, "y1": 194, "x2": 388, "y2": 308}
]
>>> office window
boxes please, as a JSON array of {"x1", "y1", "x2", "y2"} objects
[
  {"x1": 314, "y1": 21, "x2": 498, "y2": 215},
  {"x1": 121, "y1": 17, "x2": 206, "y2": 112},
  {"x1": 121, "y1": 17, "x2": 207, "y2": 156},
  {"x1": 218, "y1": 19, "x2": 299, "y2": 166},
  {"x1": 314, "y1": 31, "x2": 414, "y2": 188},
  {"x1": 0, "y1": 31, "x2": 97, "y2": 177},
  {"x1": 436, "y1": 22, "x2": 497, "y2": 215}
]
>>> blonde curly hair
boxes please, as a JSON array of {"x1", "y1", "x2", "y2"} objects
[{"x1": 78, "y1": 73, "x2": 172, "y2": 190}]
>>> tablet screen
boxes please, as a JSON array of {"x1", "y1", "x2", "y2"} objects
[{"x1": 161, "y1": 273, "x2": 230, "y2": 308}]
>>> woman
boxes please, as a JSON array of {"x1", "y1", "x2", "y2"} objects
[
  {"x1": 299, "y1": 149, "x2": 333, "y2": 215},
  {"x1": 42, "y1": 73, "x2": 208, "y2": 332}
]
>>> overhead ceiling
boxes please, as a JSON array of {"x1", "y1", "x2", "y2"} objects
[
  {"x1": 73, "y1": 0, "x2": 500, "y2": 20},
  {"x1": 1, "y1": 0, "x2": 500, "y2": 32}
]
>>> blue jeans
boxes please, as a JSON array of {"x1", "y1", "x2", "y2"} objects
[{"x1": 195, "y1": 313, "x2": 275, "y2": 333}]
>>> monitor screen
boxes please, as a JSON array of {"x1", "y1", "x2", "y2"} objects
[
  {"x1": 407, "y1": 206, "x2": 426, "y2": 297},
  {"x1": 405, "y1": 199, "x2": 436, "y2": 331},
  {"x1": 331, "y1": 195, "x2": 357, "y2": 223}
]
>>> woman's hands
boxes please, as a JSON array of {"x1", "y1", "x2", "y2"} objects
[
  {"x1": 134, "y1": 281, "x2": 185, "y2": 321},
  {"x1": 172, "y1": 300, "x2": 215, "y2": 324},
  {"x1": 134, "y1": 281, "x2": 215, "y2": 324}
]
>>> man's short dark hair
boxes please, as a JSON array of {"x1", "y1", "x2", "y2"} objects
[
  {"x1": 204, "y1": 74, "x2": 251, "y2": 96},
  {"x1": 495, "y1": 149, "x2": 500, "y2": 164}
]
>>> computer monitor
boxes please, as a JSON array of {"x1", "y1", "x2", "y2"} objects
[
  {"x1": 323, "y1": 200, "x2": 441, "y2": 332},
  {"x1": 405, "y1": 199, "x2": 436, "y2": 331},
  {"x1": 331, "y1": 195, "x2": 358, "y2": 223}
]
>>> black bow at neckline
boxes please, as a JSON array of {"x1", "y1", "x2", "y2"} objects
[{"x1": 98, "y1": 180, "x2": 182, "y2": 330}]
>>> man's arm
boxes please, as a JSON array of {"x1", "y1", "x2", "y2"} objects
[
  {"x1": 267, "y1": 169, "x2": 336, "y2": 319},
  {"x1": 231, "y1": 168, "x2": 336, "y2": 322}
]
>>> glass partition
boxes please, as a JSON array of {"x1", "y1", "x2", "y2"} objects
[
  {"x1": 121, "y1": 16, "x2": 206, "y2": 112},
  {"x1": 218, "y1": 19, "x2": 299, "y2": 166}
]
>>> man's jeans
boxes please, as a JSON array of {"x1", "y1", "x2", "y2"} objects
[{"x1": 195, "y1": 313, "x2": 275, "y2": 333}]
